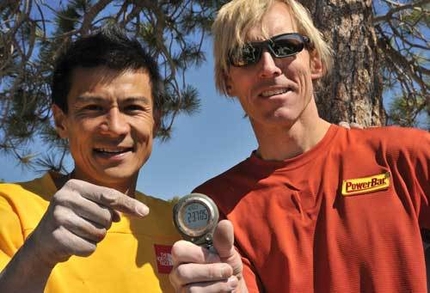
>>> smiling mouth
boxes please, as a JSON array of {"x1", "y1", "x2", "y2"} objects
[
  {"x1": 260, "y1": 88, "x2": 291, "y2": 97},
  {"x1": 94, "y1": 148, "x2": 133, "y2": 155}
]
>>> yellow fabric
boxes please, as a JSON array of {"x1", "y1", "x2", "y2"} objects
[{"x1": 0, "y1": 173, "x2": 181, "y2": 293}]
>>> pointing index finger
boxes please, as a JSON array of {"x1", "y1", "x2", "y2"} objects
[
  {"x1": 72, "y1": 180, "x2": 149, "y2": 217},
  {"x1": 99, "y1": 188, "x2": 149, "y2": 217}
]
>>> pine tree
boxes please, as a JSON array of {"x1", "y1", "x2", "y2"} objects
[{"x1": 0, "y1": 0, "x2": 428, "y2": 172}]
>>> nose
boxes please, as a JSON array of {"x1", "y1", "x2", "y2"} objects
[
  {"x1": 258, "y1": 50, "x2": 282, "y2": 78},
  {"x1": 100, "y1": 107, "x2": 129, "y2": 136}
]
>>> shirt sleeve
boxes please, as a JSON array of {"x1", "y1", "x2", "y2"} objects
[
  {"x1": 416, "y1": 132, "x2": 430, "y2": 228},
  {"x1": 0, "y1": 194, "x2": 25, "y2": 271},
  {"x1": 241, "y1": 253, "x2": 264, "y2": 293}
]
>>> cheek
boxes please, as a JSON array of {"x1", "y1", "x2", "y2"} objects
[
  {"x1": 67, "y1": 115, "x2": 100, "y2": 132},
  {"x1": 67, "y1": 136, "x2": 90, "y2": 163},
  {"x1": 227, "y1": 69, "x2": 254, "y2": 97},
  {"x1": 134, "y1": 130, "x2": 153, "y2": 162},
  {"x1": 132, "y1": 117, "x2": 155, "y2": 140},
  {"x1": 301, "y1": 69, "x2": 316, "y2": 96},
  {"x1": 284, "y1": 64, "x2": 314, "y2": 90}
]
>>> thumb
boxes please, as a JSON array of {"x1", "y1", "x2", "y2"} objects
[{"x1": 213, "y1": 220, "x2": 243, "y2": 277}]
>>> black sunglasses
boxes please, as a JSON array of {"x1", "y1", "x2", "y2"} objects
[{"x1": 228, "y1": 33, "x2": 311, "y2": 67}]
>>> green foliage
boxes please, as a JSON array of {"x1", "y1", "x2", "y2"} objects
[
  {"x1": 374, "y1": 0, "x2": 430, "y2": 130},
  {"x1": 168, "y1": 196, "x2": 181, "y2": 204},
  {"x1": 0, "y1": 0, "x2": 428, "y2": 174},
  {"x1": 388, "y1": 94, "x2": 429, "y2": 128},
  {"x1": 0, "y1": 0, "x2": 228, "y2": 172}
]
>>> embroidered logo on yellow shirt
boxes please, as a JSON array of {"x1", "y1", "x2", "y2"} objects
[
  {"x1": 342, "y1": 172, "x2": 390, "y2": 196},
  {"x1": 154, "y1": 244, "x2": 173, "y2": 274}
]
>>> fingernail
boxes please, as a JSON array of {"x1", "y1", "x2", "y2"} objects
[
  {"x1": 227, "y1": 276, "x2": 238, "y2": 289},
  {"x1": 136, "y1": 204, "x2": 149, "y2": 217},
  {"x1": 220, "y1": 264, "x2": 232, "y2": 278},
  {"x1": 339, "y1": 121, "x2": 350, "y2": 129}
]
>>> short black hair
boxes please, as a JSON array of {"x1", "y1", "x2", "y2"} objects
[{"x1": 51, "y1": 24, "x2": 164, "y2": 113}]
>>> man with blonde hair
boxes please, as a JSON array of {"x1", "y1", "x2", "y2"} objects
[{"x1": 169, "y1": 0, "x2": 430, "y2": 292}]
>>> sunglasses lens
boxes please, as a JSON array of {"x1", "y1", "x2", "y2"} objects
[
  {"x1": 230, "y1": 44, "x2": 261, "y2": 67},
  {"x1": 229, "y1": 33, "x2": 309, "y2": 67},
  {"x1": 271, "y1": 36, "x2": 304, "y2": 57}
]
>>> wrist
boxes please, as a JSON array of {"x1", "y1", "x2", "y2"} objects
[
  {"x1": 0, "y1": 235, "x2": 55, "y2": 293},
  {"x1": 24, "y1": 231, "x2": 58, "y2": 270}
]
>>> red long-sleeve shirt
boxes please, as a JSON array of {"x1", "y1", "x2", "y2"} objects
[{"x1": 195, "y1": 125, "x2": 430, "y2": 293}]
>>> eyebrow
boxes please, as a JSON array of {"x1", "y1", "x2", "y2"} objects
[
  {"x1": 75, "y1": 95, "x2": 151, "y2": 105},
  {"x1": 122, "y1": 96, "x2": 151, "y2": 105}
]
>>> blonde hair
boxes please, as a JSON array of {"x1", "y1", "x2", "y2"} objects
[{"x1": 212, "y1": 0, "x2": 333, "y2": 95}]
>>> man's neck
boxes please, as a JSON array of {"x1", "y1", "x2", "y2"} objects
[
  {"x1": 51, "y1": 170, "x2": 138, "y2": 197},
  {"x1": 253, "y1": 118, "x2": 331, "y2": 161}
]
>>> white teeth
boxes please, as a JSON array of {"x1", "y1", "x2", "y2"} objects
[
  {"x1": 96, "y1": 148, "x2": 127, "y2": 153},
  {"x1": 261, "y1": 88, "x2": 289, "y2": 97}
]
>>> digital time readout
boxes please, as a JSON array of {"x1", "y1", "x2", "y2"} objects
[
  {"x1": 173, "y1": 193, "x2": 219, "y2": 246},
  {"x1": 183, "y1": 203, "x2": 209, "y2": 229}
]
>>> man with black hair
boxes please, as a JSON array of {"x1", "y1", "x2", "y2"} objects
[{"x1": 0, "y1": 25, "x2": 179, "y2": 293}]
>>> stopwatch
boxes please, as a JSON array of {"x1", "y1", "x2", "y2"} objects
[{"x1": 173, "y1": 193, "x2": 219, "y2": 248}]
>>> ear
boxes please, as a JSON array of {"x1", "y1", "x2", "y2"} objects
[
  {"x1": 52, "y1": 104, "x2": 69, "y2": 139},
  {"x1": 310, "y1": 51, "x2": 324, "y2": 80},
  {"x1": 223, "y1": 70, "x2": 235, "y2": 97}
]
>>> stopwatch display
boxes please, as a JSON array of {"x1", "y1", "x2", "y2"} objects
[{"x1": 173, "y1": 193, "x2": 219, "y2": 247}]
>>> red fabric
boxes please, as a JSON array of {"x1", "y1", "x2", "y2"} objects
[{"x1": 195, "y1": 125, "x2": 430, "y2": 293}]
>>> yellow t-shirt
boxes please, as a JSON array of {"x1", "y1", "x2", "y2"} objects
[{"x1": 0, "y1": 173, "x2": 181, "y2": 292}]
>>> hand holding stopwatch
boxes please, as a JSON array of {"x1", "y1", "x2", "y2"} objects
[{"x1": 173, "y1": 193, "x2": 219, "y2": 249}]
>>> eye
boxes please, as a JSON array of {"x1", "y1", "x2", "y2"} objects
[
  {"x1": 230, "y1": 44, "x2": 259, "y2": 66},
  {"x1": 241, "y1": 44, "x2": 259, "y2": 63},
  {"x1": 82, "y1": 104, "x2": 104, "y2": 111},
  {"x1": 123, "y1": 104, "x2": 147, "y2": 113},
  {"x1": 272, "y1": 39, "x2": 303, "y2": 56}
]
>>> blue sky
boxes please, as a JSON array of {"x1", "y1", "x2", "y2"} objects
[
  {"x1": 1, "y1": 2, "x2": 427, "y2": 200},
  {"x1": 139, "y1": 40, "x2": 257, "y2": 200},
  {"x1": 0, "y1": 38, "x2": 258, "y2": 201}
]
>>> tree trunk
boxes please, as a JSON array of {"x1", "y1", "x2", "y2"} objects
[{"x1": 301, "y1": 0, "x2": 386, "y2": 126}]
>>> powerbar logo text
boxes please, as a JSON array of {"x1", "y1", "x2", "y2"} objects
[{"x1": 342, "y1": 172, "x2": 390, "y2": 196}]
